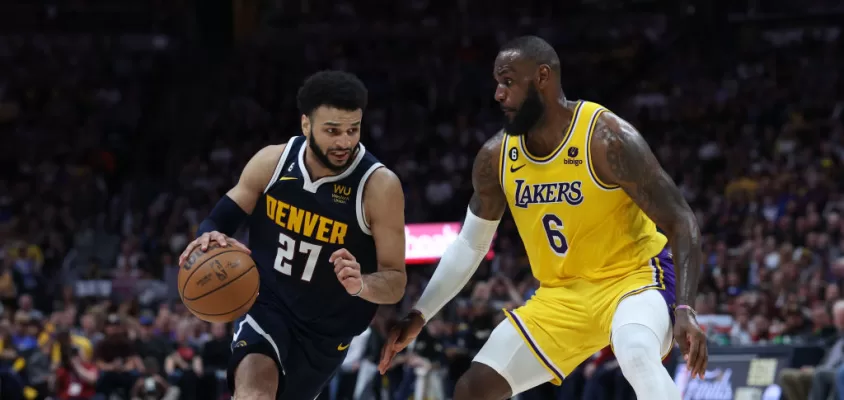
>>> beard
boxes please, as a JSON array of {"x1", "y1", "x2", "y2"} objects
[
  {"x1": 308, "y1": 129, "x2": 358, "y2": 172},
  {"x1": 503, "y1": 83, "x2": 545, "y2": 136}
]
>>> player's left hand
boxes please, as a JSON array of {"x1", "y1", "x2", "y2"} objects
[
  {"x1": 331, "y1": 248, "x2": 363, "y2": 296},
  {"x1": 674, "y1": 308, "x2": 708, "y2": 379}
]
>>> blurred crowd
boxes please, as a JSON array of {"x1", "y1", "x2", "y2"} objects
[{"x1": 2, "y1": 0, "x2": 844, "y2": 399}]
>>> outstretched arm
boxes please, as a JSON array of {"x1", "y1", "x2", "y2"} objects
[
  {"x1": 590, "y1": 112, "x2": 701, "y2": 309},
  {"x1": 412, "y1": 133, "x2": 508, "y2": 320},
  {"x1": 378, "y1": 133, "x2": 507, "y2": 374}
]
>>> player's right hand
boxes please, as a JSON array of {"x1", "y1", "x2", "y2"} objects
[
  {"x1": 178, "y1": 231, "x2": 251, "y2": 267},
  {"x1": 378, "y1": 310, "x2": 426, "y2": 375}
]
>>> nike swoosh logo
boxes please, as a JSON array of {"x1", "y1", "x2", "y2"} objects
[
  {"x1": 337, "y1": 343, "x2": 350, "y2": 351},
  {"x1": 279, "y1": 176, "x2": 298, "y2": 181},
  {"x1": 510, "y1": 164, "x2": 526, "y2": 173}
]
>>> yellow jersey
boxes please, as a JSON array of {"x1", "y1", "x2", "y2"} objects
[{"x1": 498, "y1": 100, "x2": 667, "y2": 287}]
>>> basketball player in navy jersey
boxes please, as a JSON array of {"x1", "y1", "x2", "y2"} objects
[{"x1": 177, "y1": 71, "x2": 407, "y2": 400}]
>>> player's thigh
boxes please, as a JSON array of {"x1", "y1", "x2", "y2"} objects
[
  {"x1": 228, "y1": 312, "x2": 291, "y2": 399},
  {"x1": 279, "y1": 345, "x2": 345, "y2": 400},
  {"x1": 610, "y1": 289, "x2": 673, "y2": 357},
  {"x1": 233, "y1": 353, "x2": 280, "y2": 400},
  {"x1": 273, "y1": 322, "x2": 351, "y2": 400},
  {"x1": 468, "y1": 319, "x2": 555, "y2": 398}
]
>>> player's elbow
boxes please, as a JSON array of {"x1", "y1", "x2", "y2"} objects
[
  {"x1": 387, "y1": 271, "x2": 407, "y2": 303},
  {"x1": 367, "y1": 266, "x2": 407, "y2": 304},
  {"x1": 663, "y1": 210, "x2": 700, "y2": 241}
]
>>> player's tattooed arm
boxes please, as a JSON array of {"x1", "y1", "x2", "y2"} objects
[
  {"x1": 360, "y1": 167, "x2": 408, "y2": 304},
  {"x1": 590, "y1": 113, "x2": 702, "y2": 307},
  {"x1": 469, "y1": 132, "x2": 508, "y2": 221}
]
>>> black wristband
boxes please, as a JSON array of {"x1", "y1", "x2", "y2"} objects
[{"x1": 199, "y1": 195, "x2": 247, "y2": 237}]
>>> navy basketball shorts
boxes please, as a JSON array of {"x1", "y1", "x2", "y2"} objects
[{"x1": 227, "y1": 302, "x2": 352, "y2": 400}]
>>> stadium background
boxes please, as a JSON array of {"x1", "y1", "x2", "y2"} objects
[{"x1": 1, "y1": 0, "x2": 843, "y2": 399}]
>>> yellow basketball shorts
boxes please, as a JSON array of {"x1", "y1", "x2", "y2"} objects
[{"x1": 504, "y1": 248, "x2": 676, "y2": 385}]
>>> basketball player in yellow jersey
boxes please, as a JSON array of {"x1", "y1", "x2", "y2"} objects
[{"x1": 379, "y1": 36, "x2": 708, "y2": 399}]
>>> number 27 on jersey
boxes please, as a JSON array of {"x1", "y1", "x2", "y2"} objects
[{"x1": 274, "y1": 232, "x2": 322, "y2": 281}]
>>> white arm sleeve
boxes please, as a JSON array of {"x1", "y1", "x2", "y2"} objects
[{"x1": 413, "y1": 208, "x2": 500, "y2": 321}]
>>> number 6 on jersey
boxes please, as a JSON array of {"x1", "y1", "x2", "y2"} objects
[
  {"x1": 542, "y1": 213, "x2": 568, "y2": 255},
  {"x1": 274, "y1": 232, "x2": 322, "y2": 281}
]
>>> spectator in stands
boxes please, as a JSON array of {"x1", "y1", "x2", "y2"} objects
[
  {"x1": 448, "y1": 284, "x2": 496, "y2": 384},
  {"x1": 393, "y1": 318, "x2": 448, "y2": 400},
  {"x1": 53, "y1": 330, "x2": 98, "y2": 400},
  {"x1": 0, "y1": 316, "x2": 25, "y2": 400},
  {"x1": 199, "y1": 323, "x2": 231, "y2": 400},
  {"x1": 75, "y1": 313, "x2": 104, "y2": 347},
  {"x1": 94, "y1": 314, "x2": 144, "y2": 399},
  {"x1": 0, "y1": 258, "x2": 17, "y2": 309},
  {"x1": 15, "y1": 295, "x2": 40, "y2": 322},
  {"x1": 779, "y1": 300, "x2": 844, "y2": 400},
  {"x1": 355, "y1": 309, "x2": 394, "y2": 399},
  {"x1": 10, "y1": 313, "x2": 52, "y2": 399},
  {"x1": 163, "y1": 324, "x2": 202, "y2": 400},
  {"x1": 133, "y1": 313, "x2": 170, "y2": 371}
]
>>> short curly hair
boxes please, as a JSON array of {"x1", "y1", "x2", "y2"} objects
[{"x1": 296, "y1": 70, "x2": 368, "y2": 116}]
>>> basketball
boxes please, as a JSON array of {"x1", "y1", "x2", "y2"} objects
[{"x1": 178, "y1": 243, "x2": 259, "y2": 323}]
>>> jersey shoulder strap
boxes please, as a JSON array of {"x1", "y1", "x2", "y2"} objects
[
  {"x1": 351, "y1": 154, "x2": 384, "y2": 236},
  {"x1": 264, "y1": 136, "x2": 305, "y2": 194}
]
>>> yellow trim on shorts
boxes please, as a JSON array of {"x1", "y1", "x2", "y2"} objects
[{"x1": 502, "y1": 309, "x2": 565, "y2": 385}]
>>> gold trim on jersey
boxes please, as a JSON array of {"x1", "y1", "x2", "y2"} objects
[
  {"x1": 503, "y1": 309, "x2": 565, "y2": 384},
  {"x1": 498, "y1": 134, "x2": 509, "y2": 189},
  {"x1": 518, "y1": 100, "x2": 584, "y2": 164},
  {"x1": 585, "y1": 108, "x2": 621, "y2": 190}
]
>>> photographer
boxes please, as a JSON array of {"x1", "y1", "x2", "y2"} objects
[
  {"x1": 130, "y1": 357, "x2": 168, "y2": 400},
  {"x1": 54, "y1": 330, "x2": 98, "y2": 400}
]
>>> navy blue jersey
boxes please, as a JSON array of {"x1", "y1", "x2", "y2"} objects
[{"x1": 247, "y1": 136, "x2": 382, "y2": 339}]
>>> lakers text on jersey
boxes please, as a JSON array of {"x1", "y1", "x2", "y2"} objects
[{"x1": 497, "y1": 100, "x2": 676, "y2": 383}]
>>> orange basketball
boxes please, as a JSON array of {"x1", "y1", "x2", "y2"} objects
[{"x1": 178, "y1": 244, "x2": 259, "y2": 323}]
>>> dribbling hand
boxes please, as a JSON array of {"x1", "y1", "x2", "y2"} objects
[
  {"x1": 178, "y1": 231, "x2": 251, "y2": 267},
  {"x1": 331, "y1": 248, "x2": 363, "y2": 295}
]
